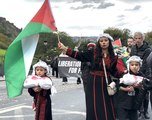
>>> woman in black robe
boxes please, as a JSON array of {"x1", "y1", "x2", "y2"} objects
[{"x1": 58, "y1": 33, "x2": 125, "y2": 120}]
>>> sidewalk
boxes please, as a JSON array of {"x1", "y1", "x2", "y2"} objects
[{"x1": 0, "y1": 76, "x2": 4, "y2": 81}]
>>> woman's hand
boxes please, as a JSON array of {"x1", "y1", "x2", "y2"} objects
[{"x1": 58, "y1": 42, "x2": 68, "y2": 52}]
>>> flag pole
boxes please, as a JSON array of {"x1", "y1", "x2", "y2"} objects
[
  {"x1": 57, "y1": 31, "x2": 60, "y2": 43},
  {"x1": 53, "y1": 31, "x2": 60, "y2": 42}
]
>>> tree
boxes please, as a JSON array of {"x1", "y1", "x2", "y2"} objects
[
  {"x1": 145, "y1": 32, "x2": 152, "y2": 46},
  {"x1": 104, "y1": 27, "x2": 131, "y2": 46},
  {"x1": 58, "y1": 32, "x2": 75, "y2": 48},
  {"x1": 0, "y1": 33, "x2": 11, "y2": 49},
  {"x1": 34, "y1": 31, "x2": 75, "y2": 62}
]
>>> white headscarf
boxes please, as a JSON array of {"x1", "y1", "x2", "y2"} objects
[
  {"x1": 32, "y1": 60, "x2": 50, "y2": 75},
  {"x1": 97, "y1": 33, "x2": 114, "y2": 42},
  {"x1": 126, "y1": 55, "x2": 142, "y2": 71}
]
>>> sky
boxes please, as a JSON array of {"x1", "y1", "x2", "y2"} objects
[{"x1": 0, "y1": 0, "x2": 152, "y2": 37}]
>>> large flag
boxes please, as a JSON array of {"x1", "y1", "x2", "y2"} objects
[{"x1": 4, "y1": 0, "x2": 57, "y2": 98}]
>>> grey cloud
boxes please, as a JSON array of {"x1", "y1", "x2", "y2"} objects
[
  {"x1": 25, "y1": 0, "x2": 115, "y2": 9},
  {"x1": 51, "y1": 0, "x2": 108, "y2": 4},
  {"x1": 117, "y1": 0, "x2": 152, "y2": 3},
  {"x1": 116, "y1": 22, "x2": 128, "y2": 27},
  {"x1": 142, "y1": 17, "x2": 149, "y2": 20},
  {"x1": 67, "y1": 25, "x2": 101, "y2": 30},
  {"x1": 133, "y1": 5, "x2": 141, "y2": 10},
  {"x1": 125, "y1": 5, "x2": 141, "y2": 11},
  {"x1": 96, "y1": 2, "x2": 114, "y2": 9},
  {"x1": 117, "y1": 15, "x2": 125, "y2": 21},
  {"x1": 70, "y1": 2, "x2": 114, "y2": 10},
  {"x1": 71, "y1": 5, "x2": 94, "y2": 10},
  {"x1": 142, "y1": 16, "x2": 152, "y2": 23},
  {"x1": 115, "y1": 14, "x2": 129, "y2": 27},
  {"x1": 117, "y1": 15, "x2": 125, "y2": 18},
  {"x1": 67, "y1": 0, "x2": 106, "y2": 4}
]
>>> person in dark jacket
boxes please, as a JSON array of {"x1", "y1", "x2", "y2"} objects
[
  {"x1": 80, "y1": 43, "x2": 96, "y2": 112},
  {"x1": 130, "y1": 32, "x2": 151, "y2": 76},
  {"x1": 81, "y1": 42, "x2": 96, "y2": 92},
  {"x1": 130, "y1": 32, "x2": 151, "y2": 119},
  {"x1": 51, "y1": 56, "x2": 59, "y2": 78},
  {"x1": 146, "y1": 52, "x2": 152, "y2": 110},
  {"x1": 146, "y1": 52, "x2": 152, "y2": 80},
  {"x1": 58, "y1": 33, "x2": 125, "y2": 120}
]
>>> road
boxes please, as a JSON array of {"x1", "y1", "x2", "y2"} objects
[
  {"x1": 0, "y1": 76, "x2": 152, "y2": 120},
  {"x1": 0, "y1": 77, "x2": 86, "y2": 120}
]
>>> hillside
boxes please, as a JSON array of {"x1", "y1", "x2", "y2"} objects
[
  {"x1": 0, "y1": 17, "x2": 21, "y2": 49},
  {"x1": 0, "y1": 17, "x2": 21, "y2": 39}
]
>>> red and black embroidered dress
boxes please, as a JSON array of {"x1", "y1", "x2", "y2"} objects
[
  {"x1": 66, "y1": 48, "x2": 124, "y2": 120},
  {"x1": 28, "y1": 89, "x2": 52, "y2": 120}
]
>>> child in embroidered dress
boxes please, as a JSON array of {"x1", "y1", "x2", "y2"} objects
[
  {"x1": 117, "y1": 56, "x2": 143, "y2": 120},
  {"x1": 24, "y1": 60, "x2": 56, "y2": 120}
]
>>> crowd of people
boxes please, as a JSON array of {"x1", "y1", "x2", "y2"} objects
[
  {"x1": 58, "y1": 32, "x2": 152, "y2": 120},
  {"x1": 24, "y1": 32, "x2": 152, "y2": 120}
]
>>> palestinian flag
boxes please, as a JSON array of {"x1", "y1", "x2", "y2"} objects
[
  {"x1": 113, "y1": 38, "x2": 122, "y2": 47},
  {"x1": 4, "y1": 0, "x2": 57, "y2": 98}
]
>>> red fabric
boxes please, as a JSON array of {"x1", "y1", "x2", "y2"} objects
[
  {"x1": 90, "y1": 71, "x2": 110, "y2": 77},
  {"x1": 116, "y1": 58, "x2": 127, "y2": 73},
  {"x1": 39, "y1": 97, "x2": 47, "y2": 120},
  {"x1": 35, "y1": 94, "x2": 47, "y2": 120},
  {"x1": 31, "y1": 0, "x2": 57, "y2": 31}
]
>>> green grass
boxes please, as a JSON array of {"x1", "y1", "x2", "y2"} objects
[
  {"x1": 0, "y1": 49, "x2": 6, "y2": 64},
  {"x1": 0, "y1": 49, "x2": 6, "y2": 56}
]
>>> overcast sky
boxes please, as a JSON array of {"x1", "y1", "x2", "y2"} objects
[{"x1": 0, "y1": 0, "x2": 152, "y2": 36}]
